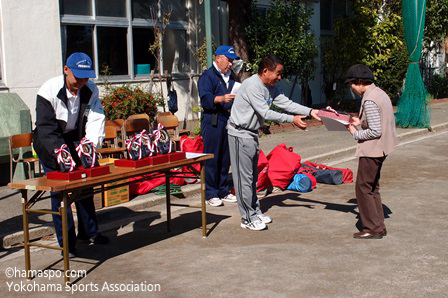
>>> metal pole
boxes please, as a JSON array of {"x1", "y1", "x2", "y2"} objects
[
  {"x1": 61, "y1": 192, "x2": 70, "y2": 284},
  {"x1": 200, "y1": 161, "x2": 207, "y2": 238},
  {"x1": 21, "y1": 190, "x2": 31, "y2": 280},
  {"x1": 204, "y1": 0, "x2": 213, "y2": 68},
  {"x1": 165, "y1": 173, "x2": 171, "y2": 233}
]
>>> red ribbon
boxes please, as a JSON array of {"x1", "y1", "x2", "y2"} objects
[
  {"x1": 76, "y1": 137, "x2": 97, "y2": 167},
  {"x1": 153, "y1": 123, "x2": 172, "y2": 153},
  {"x1": 325, "y1": 106, "x2": 339, "y2": 116},
  {"x1": 54, "y1": 144, "x2": 76, "y2": 172}
]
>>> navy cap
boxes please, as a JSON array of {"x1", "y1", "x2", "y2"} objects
[
  {"x1": 66, "y1": 52, "x2": 96, "y2": 79},
  {"x1": 215, "y1": 45, "x2": 240, "y2": 60},
  {"x1": 344, "y1": 64, "x2": 374, "y2": 83}
]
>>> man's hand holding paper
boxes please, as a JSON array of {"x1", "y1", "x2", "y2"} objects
[{"x1": 231, "y1": 82, "x2": 241, "y2": 95}]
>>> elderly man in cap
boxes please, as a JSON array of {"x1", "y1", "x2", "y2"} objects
[
  {"x1": 345, "y1": 64, "x2": 398, "y2": 239},
  {"x1": 34, "y1": 52, "x2": 108, "y2": 257},
  {"x1": 198, "y1": 45, "x2": 240, "y2": 207}
]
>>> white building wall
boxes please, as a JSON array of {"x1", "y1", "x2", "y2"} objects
[{"x1": 1, "y1": 0, "x2": 62, "y2": 124}]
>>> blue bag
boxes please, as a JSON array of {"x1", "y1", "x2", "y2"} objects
[
  {"x1": 287, "y1": 174, "x2": 313, "y2": 193},
  {"x1": 167, "y1": 88, "x2": 178, "y2": 114}
]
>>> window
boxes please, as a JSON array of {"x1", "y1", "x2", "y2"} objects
[
  {"x1": 320, "y1": 0, "x2": 351, "y2": 33},
  {"x1": 132, "y1": 28, "x2": 156, "y2": 75},
  {"x1": 59, "y1": 0, "x2": 189, "y2": 78},
  {"x1": 163, "y1": 29, "x2": 188, "y2": 73},
  {"x1": 256, "y1": 5, "x2": 270, "y2": 19},
  {"x1": 97, "y1": 27, "x2": 128, "y2": 75},
  {"x1": 60, "y1": 0, "x2": 92, "y2": 16},
  {"x1": 161, "y1": 0, "x2": 187, "y2": 22},
  {"x1": 96, "y1": 0, "x2": 126, "y2": 17},
  {"x1": 61, "y1": 25, "x2": 93, "y2": 61}
]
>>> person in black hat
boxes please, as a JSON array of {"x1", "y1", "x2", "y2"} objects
[
  {"x1": 345, "y1": 64, "x2": 398, "y2": 239},
  {"x1": 34, "y1": 52, "x2": 109, "y2": 257},
  {"x1": 197, "y1": 45, "x2": 241, "y2": 207}
]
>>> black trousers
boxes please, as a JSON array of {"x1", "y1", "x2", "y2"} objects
[
  {"x1": 355, "y1": 156, "x2": 387, "y2": 234},
  {"x1": 41, "y1": 162, "x2": 99, "y2": 250}
]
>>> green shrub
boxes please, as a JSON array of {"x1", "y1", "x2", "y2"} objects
[
  {"x1": 321, "y1": 0, "x2": 408, "y2": 104},
  {"x1": 101, "y1": 84, "x2": 158, "y2": 124},
  {"x1": 427, "y1": 74, "x2": 448, "y2": 99}
]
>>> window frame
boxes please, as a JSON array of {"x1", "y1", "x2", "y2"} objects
[
  {"x1": 320, "y1": 0, "x2": 351, "y2": 36},
  {"x1": 60, "y1": 0, "x2": 190, "y2": 81}
]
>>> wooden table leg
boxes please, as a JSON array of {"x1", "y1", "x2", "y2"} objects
[
  {"x1": 60, "y1": 191, "x2": 70, "y2": 284},
  {"x1": 165, "y1": 173, "x2": 171, "y2": 233},
  {"x1": 201, "y1": 162, "x2": 207, "y2": 238},
  {"x1": 21, "y1": 189, "x2": 31, "y2": 280}
]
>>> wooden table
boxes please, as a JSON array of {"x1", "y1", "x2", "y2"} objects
[{"x1": 8, "y1": 154, "x2": 213, "y2": 284}]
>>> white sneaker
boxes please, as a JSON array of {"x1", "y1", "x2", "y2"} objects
[
  {"x1": 221, "y1": 194, "x2": 237, "y2": 203},
  {"x1": 206, "y1": 197, "x2": 223, "y2": 207},
  {"x1": 240, "y1": 220, "x2": 267, "y2": 231},
  {"x1": 257, "y1": 214, "x2": 272, "y2": 224}
]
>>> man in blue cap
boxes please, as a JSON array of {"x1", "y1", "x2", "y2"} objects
[
  {"x1": 198, "y1": 45, "x2": 240, "y2": 207},
  {"x1": 34, "y1": 52, "x2": 108, "y2": 257}
]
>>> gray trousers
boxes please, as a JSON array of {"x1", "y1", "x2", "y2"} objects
[{"x1": 228, "y1": 134, "x2": 262, "y2": 223}]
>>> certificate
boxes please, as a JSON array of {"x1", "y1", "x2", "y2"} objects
[{"x1": 320, "y1": 116, "x2": 349, "y2": 131}]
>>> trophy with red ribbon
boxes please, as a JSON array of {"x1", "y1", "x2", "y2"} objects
[
  {"x1": 54, "y1": 144, "x2": 76, "y2": 172},
  {"x1": 153, "y1": 123, "x2": 173, "y2": 154},
  {"x1": 75, "y1": 138, "x2": 99, "y2": 168}
]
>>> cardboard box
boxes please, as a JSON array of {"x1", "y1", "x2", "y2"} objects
[
  {"x1": 102, "y1": 179, "x2": 130, "y2": 207},
  {"x1": 98, "y1": 158, "x2": 129, "y2": 207},
  {"x1": 93, "y1": 190, "x2": 103, "y2": 209},
  {"x1": 72, "y1": 188, "x2": 103, "y2": 212},
  {"x1": 98, "y1": 158, "x2": 118, "y2": 166}
]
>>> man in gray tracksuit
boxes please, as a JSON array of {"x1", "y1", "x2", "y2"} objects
[{"x1": 228, "y1": 54, "x2": 321, "y2": 231}]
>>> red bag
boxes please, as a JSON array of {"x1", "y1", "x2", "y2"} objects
[
  {"x1": 170, "y1": 169, "x2": 185, "y2": 186},
  {"x1": 302, "y1": 161, "x2": 353, "y2": 183},
  {"x1": 266, "y1": 144, "x2": 301, "y2": 190},
  {"x1": 129, "y1": 170, "x2": 185, "y2": 195},
  {"x1": 180, "y1": 135, "x2": 204, "y2": 183},
  {"x1": 129, "y1": 173, "x2": 165, "y2": 195},
  {"x1": 296, "y1": 164, "x2": 317, "y2": 189},
  {"x1": 257, "y1": 149, "x2": 271, "y2": 192}
]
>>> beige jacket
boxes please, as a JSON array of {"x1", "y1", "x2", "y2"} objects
[{"x1": 356, "y1": 84, "x2": 398, "y2": 157}]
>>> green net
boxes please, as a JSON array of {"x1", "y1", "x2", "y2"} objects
[
  {"x1": 395, "y1": 0, "x2": 431, "y2": 128},
  {"x1": 151, "y1": 184, "x2": 183, "y2": 196}
]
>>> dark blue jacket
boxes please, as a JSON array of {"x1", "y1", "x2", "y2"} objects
[{"x1": 198, "y1": 66, "x2": 236, "y2": 119}]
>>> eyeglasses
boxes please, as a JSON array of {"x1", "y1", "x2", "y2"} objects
[{"x1": 218, "y1": 56, "x2": 234, "y2": 63}]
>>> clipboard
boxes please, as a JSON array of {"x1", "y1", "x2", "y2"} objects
[{"x1": 320, "y1": 116, "x2": 349, "y2": 131}]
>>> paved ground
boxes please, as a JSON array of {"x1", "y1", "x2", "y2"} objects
[{"x1": 0, "y1": 100, "x2": 447, "y2": 297}]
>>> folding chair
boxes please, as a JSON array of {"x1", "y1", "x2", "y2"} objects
[
  {"x1": 127, "y1": 113, "x2": 150, "y2": 121},
  {"x1": 9, "y1": 133, "x2": 41, "y2": 182},
  {"x1": 97, "y1": 126, "x2": 126, "y2": 159},
  {"x1": 121, "y1": 117, "x2": 151, "y2": 141},
  {"x1": 156, "y1": 112, "x2": 190, "y2": 140}
]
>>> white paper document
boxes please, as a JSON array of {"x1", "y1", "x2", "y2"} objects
[
  {"x1": 320, "y1": 116, "x2": 349, "y2": 131},
  {"x1": 231, "y1": 82, "x2": 241, "y2": 95},
  {"x1": 185, "y1": 152, "x2": 208, "y2": 159}
]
